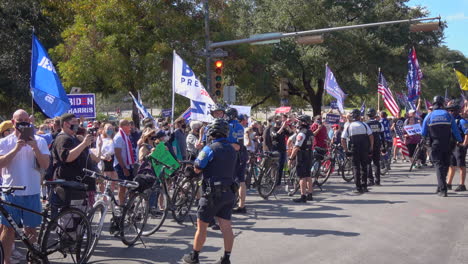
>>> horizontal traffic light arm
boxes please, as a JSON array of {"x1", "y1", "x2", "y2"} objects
[{"x1": 209, "y1": 16, "x2": 440, "y2": 49}]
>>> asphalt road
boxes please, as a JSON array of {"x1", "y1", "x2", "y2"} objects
[{"x1": 19, "y1": 161, "x2": 468, "y2": 264}]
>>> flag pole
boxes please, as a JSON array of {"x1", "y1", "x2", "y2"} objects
[
  {"x1": 171, "y1": 50, "x2": 176, "y2": 132},
  {"x1": 377, "y1": 68, "x2": 381, "y2": 111},
  {"x1": 31, "y1": 27, "x2": 35, "y2": 117}
]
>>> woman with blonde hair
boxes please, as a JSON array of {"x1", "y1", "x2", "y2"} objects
[{"x1": 98, "y1": 123, "x2": 118, "y2": 192}]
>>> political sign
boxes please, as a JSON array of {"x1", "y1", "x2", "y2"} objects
[
  {"x1": 161, "y1": 109, "x2": 172, "y2": 117},
  {"x1": 325, "y1": 114, "x2": 340, "y2": 124},
  {"x1": 330, "y1": 100, "x2": 339, "y2": 109},
  {"x1": 403, "y1": 123, "x2": 422, "y2": 136},
  {"x1": 67, "y1": 94, "x2": 96, "y2": 118}
]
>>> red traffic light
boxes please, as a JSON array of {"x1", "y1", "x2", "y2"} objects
[{"x1": 215, "y1": 60, "x2": 223, "y2": 68}]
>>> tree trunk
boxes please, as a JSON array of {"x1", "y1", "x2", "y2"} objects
[{"x1": 311, "y1": 78, "x2": 324, "y2": 116}]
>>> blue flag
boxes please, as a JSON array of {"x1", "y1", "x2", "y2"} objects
[
  {"x1": 324, "y1": 65, "x2": 346, "y2": 112},
  {"x1": 30, "y1": 34, "x2": 70, "y2": 117},
  {"x1": 406, "y1": 48, "x2": 423, "y2": 102},
  {"x1": 360, "y1": 100, "x2": 366, "y2": 116}
]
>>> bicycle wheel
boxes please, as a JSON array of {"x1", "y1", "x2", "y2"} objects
[
  {"x1": 287, "y1": 165, "x2": 300, "y2": 196},
  {"x1": 315, "y1": 158, "x2": 334, "y2": 186},
  {"x1": 257, "y1": 162, "x2": 278, "y2": 199},
  {"x1": 84, "y1": 202, "x2": 106, "y2": 263},
  {"x1": 120, "y1": 192, "x2": 149, "y2": 246},
  {"x1": 311, "y1": 160, "x2": 321, "y2": 184},
  {"x1": 340, "y1": 157, "x2": 354, "y2": 182},
  {"x1": 171, "y1": 178, "x2": 197, "y2": 224},
  {"x1": 409, "y1": 144, "x2": 421, "y2": 172},
  {"x1": 141, "y1": 184, "x2": 169, "y2": 236},
  {"x1": 41, "y1": 207, "x2": 92, "y2": 264}
]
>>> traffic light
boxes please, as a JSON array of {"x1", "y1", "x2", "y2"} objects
[{"x1": 213, "y1": 60, "x2": 224, "y2": 99}]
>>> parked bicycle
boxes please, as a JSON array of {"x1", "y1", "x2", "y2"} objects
[
  {"x1": 245, "y1": 151, "x2": 280, "y2": 199},
  {"x1": 83, "y1": 168, "x2": 148, "y2": 261},
  {"x1": 0, "y1": 183, "x2": 91, "y2": 264}
]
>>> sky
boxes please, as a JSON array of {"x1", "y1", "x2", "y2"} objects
[{"x1": 408, "y1": 0, "x2": 468, "y2": 57}]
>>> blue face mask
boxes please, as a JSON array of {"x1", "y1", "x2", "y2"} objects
[
  {"x1": 106, "y1": 129, "x2": 114, "y2": 137},
  {"x1": 43, "y1": 129, "x2": 51, "y2": 134},
  {"x1": 82, "y1": 121, "x2": 88, "y2": 128}
]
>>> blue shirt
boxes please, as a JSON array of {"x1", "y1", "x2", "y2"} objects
[
  {"x1": 227, "y1": 120, "x2": 244, "y2": 144},
  {"x1": 380, "y1": 118, "x2": 392, "y2": 141},
  {"x1": 455, "y1": 115, "x2": 468, "y2": 135},
  {"x1": 38, "y1": 133, "x2": 53, "y2": 145},
  {"x1": 422, "y1": 109, "x2": 462, "y2": 142}
]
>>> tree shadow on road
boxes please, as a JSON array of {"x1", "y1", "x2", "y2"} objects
[{"x1": 244, "y1": 227, "x2": 360, "y2": 237}]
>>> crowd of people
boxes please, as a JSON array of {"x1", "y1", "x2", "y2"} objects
[{"x1": 0, "y1": 95, "x2": 466, "y2": 263}]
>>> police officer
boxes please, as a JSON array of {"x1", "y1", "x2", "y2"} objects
[
  {"x1": 225, "y1": 107, "x2": 248, "y2": 214},
  {"x1": 183, "y1": 119, "x2": 237, "y2": 264},
  {"x1": 341, "y1": 109, "x2": 374, "y2": 193},
  {"x1": 421, "y1": 96, "x2": 462, "y2": 197},
  {"x1": 445, "y1": 103, "x2": 468, "y2": 191},
  {"x1": 366, "y1": 108, "x2": 385, "y2": 186},
  {"x1": 288, "y1": 115, "x2": 314, "y2": 203}
]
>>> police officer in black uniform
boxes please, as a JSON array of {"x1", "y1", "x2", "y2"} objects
[
  {"x1": 183, "y1": 119, "x2": 237, "y2": 264},
  {"x1": 288, "y1": 115, "x2": 314, "y2": 203},
  {"x1": 421, "y1": 96, "x2": 462, "y2": 197},
  {"x1": 366, "y1": 108, "x2": 385, "y2": 186},
  {"x1": 342, "y1": 109, "x2": 374, "y2": 193}
]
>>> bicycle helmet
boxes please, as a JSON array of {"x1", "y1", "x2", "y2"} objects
[
  {"x1": 351, "y1": 109, "x2": 361, "y2": 120},
  {"x1": 208, "y1": 118, "x2": 230, "y2": 138},
  {"x1": 297, "y1": 115, "x2": 312, "y2": 126},
  {"x1": 433, "y1": 95, "x2": 445, "y2": 107},
  {"x1": 210, "y1": 102, "x2": 227, "y2": 117},
  {"x1": 225, "y1": 107, "x2": 238, "y2": 121},
  {"x1": 367, "y1": 108, "x2": 377, "y2": 118}
]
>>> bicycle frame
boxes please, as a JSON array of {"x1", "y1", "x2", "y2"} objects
[
  {"x1": 0, "y1": 196, "x2": 50, "y2": 260},
  {"x1": 92, "y1": 178, "x2": 122, "y2": 236}
]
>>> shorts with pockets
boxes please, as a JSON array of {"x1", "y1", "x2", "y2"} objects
[{"x1": 1, "y1": 194, "x2": 42, "y2": 228}]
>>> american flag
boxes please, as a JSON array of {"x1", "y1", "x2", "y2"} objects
[
  {"x1": 394, "y1": 120, "x2": 410, "y2": 157},
  {"x1": 378, "y1": 72, "x2": 400, "y2": 117},
  {"x1": 360, "y1": 100, "x2": 366, "y2": 116}
]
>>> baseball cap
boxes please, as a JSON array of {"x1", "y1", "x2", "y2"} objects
[{"x1": 0, "y1": 121, "x2": 14, "y2": 134}]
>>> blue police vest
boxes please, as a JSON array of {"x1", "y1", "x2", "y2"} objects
[{"x1": 203, "y1": 140, "x2": 237, "y2": 185}]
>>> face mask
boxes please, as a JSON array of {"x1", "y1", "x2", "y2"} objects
[
  {"x1": 69, "y1": 124, "x2": 79, "y2": 133},
  {"x1": 181, "y1": 124, "x2": 187, "y2": 129},
  {"x1": 82, "y1": 121, "x2": 88, "y2": 128},
  {"x1": 271, "y1": 122, "x2": 275, "y2": 127},
  {"x1": 43, "y1": 129, "x2": 51, "y2": 134},
  {"x1": 106, "y1": 129, "x2": 114, "y2": 137},
  {"x1": 15, "y1": 122, "x2": 30, "y2": 129}
]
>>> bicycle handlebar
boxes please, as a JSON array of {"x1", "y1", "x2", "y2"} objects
[
  {"x1": 148, "y1": 156, "x2": 178, "y2": 170},
  {"x1": 82, "y1": 168, "x2": 139, "y2": 187}
]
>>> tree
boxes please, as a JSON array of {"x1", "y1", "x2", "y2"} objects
[
  {"x1": 219, "y1": 0, "x2": 445, "y2": 115},
  {"x1": 49, "y1": 0, "x2": 205, "y2": 125}
]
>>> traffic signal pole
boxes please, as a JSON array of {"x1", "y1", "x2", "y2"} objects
[
  {"x1": 204, "y1": 0, "x2": 212, "y2": 94},
  {"x1": 209, "y1": 16, "x2": 440, "y2": 49}
]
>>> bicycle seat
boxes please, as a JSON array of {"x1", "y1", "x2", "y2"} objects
[{"x1": 44, "y1": 180, "x2": 88, "y2": 191}]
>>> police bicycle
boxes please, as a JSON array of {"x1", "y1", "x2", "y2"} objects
[
  {"x1": 245, "y1": 151, "x2": 280, "y2": 199},
  {"x1": 0, "y1": 184, "x2": 92, "y2": 264},
  {"x1": 82, "y1": 168, "x2": 148, "y2": 256},
  {"x1": 141, "y1": 157, "x2": 192, "y2": 236}
]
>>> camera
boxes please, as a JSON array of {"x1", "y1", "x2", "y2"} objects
[{"x1": 87, "y1": 127, "x2": 98, "y2": 136}]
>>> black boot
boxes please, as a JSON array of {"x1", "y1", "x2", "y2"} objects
[
  {"x1": 182, "y1": 252, "x2": 200, "y2": 264},
  {"x1": 293, "y1": 194, "x2": 307, "y2": 203}
]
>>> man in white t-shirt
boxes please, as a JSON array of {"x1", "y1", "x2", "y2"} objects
[
  {"x1": 113, "y1": 119, "x2": 135, "y2": 205},
  {"x1": 0, "y1": 109, "x2": 50, "y2": 264}
]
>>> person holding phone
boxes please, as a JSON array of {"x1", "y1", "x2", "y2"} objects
[{"x1": 0, "y1": 109, "x2": 50, "y2": 264}]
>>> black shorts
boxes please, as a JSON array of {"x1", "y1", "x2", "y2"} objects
[
  {"x1": 450, "y1": 146, "x2": 467, "y2": 167},
  {"x1": 197, "y1": 191, "x2": 235, "y2": 223},
  {"x1": 296, "y1": 151, "x2": 312, "y2": 178},
  {"x1": 103, "y1": 156, "x2": 115, "y2": 172}
]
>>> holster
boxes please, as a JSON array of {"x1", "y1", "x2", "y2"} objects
[{"x1": 231, "y1": 182, "x2": 240, "y2": 193}]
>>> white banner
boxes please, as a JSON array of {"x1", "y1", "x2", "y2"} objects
[
  {"x1": 173, "y1": 51, "x2": 215, "y2": 105},
  {"x1": 230, "y1": 105, "x2": 251, "y2": 118},
  {"x1": 190, "y1": 100, "x2": 214, "y2": 122},
  {"x1": 403, "y1": 123, "x2": 422, "y2": 136}
]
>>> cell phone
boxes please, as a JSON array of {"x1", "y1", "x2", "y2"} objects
[{"x1": 19, "y1": 127, "x2": 34, "y2": 141}]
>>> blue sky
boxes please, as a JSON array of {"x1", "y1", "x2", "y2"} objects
[{"x1": 408, "y1": 0, "x2": 468, "y2": 56}]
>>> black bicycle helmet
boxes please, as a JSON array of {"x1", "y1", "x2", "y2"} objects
[
  {"x1": 225, "y1": 107, "x2": 238, "y2": 121},
  {"x1": 208, "y1": 118, "x2": 230, "y2": 138},
  {"x1": 351, "y1": 109, "x2": 361, "y2": 120},
  {"x1": 433, "y1": 95, "x2": 445, "y2": 107},
  {"x1": 210, "y1": 102, "x2": 227, "y2": 117},
  {"x1": 297, "y1": 115, "x2": 312, "y2": 126},
  {"x1": 367, "y1": 108, "x2": 376, "y2": 118}
]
